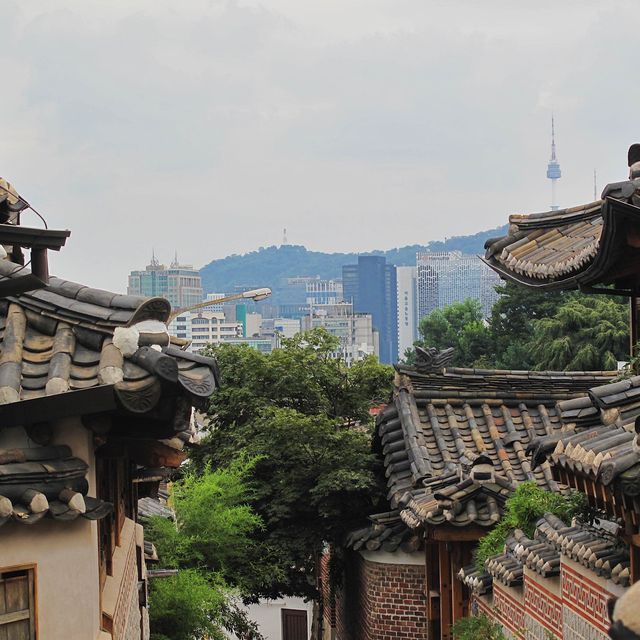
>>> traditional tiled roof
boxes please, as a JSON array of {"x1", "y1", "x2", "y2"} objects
[
  {"x1": 459, "y1": 514, "x2": 630, "y2": 594},
  {"x1": 345, "y1": 511, "x2": 417, "y2": 553},
  {"x1": 138, "y1": 496, "x2": 174, "y2": 521},
  {"x1": 377, "y1": 356, "x2": 614, "y2": 530},
  {"x1": 0, "y1": 445, "x2": 111, "y2": 526},
  {"x1": 0, "y1": 261, "x2": 220, "y2": 527},
  {"x1": 483, "y1": 196, "x2": 640, "y2": 291},
  {"x1": 529, "y1": 374, "x2": 640, "y2": 495},
  {"x1": 0, "y1": 259, "x2": 218, "y2": 418}
]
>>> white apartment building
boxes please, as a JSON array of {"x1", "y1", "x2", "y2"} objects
[
  {"x1": 396, "y1": 266, "x2": 417, "y2": 360},
  {"x1": 169, "y1": 310, "x2": 243, "y2": 353},
  {"x1": 261, "y1": 318, "x2": 301, "y2": 339}
]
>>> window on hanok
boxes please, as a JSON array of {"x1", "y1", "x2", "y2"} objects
[{"x1": 0, "y1": 567, "x2": 36, "y2": 639}]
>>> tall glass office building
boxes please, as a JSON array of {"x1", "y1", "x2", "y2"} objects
[
  {"x1": 416, "y1": 251, "x2": 500, "y2": 321},
  {"x1": 342, "y1": 256, "x2": 398, "y2": 364}
]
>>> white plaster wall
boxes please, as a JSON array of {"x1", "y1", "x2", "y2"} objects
[
  {"x1": 359, "y1": 549, "x2": 424, "y2": 566},
  {"x1": 0, "y1": 418, "x2": 102, "y2": 640},
  {"x1": 227, "y1": 597, "x2": 313, "y2": 640}
]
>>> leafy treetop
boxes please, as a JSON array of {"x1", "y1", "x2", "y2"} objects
[{"x1": 190, "y1": 328, "x2": 394, "y2": 600}]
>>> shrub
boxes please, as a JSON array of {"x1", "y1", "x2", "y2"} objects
[
  {"x1": 452, "y1": 613, "x2": 506, "y2": 640},
  {"x1": 474, "y1": 482, "x2": 586, "y2": 570}
]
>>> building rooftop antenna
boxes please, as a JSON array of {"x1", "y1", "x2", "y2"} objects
[
  {"x1": 546, "y1": 114, "x2": 562, "y2": 211},
  {"x1": 150, "y1": 248, "x2": 160, "y2": 268},
  {"x1": 171, "y1": 250, "x2": 179, "y2": 268}
]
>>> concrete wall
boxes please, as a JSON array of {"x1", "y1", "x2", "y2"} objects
[
  {"x1": 227, "y1": 597, "x2": 313, "y2": 640},
  {"x1": 0, "y1": 419, "x2": 102, "y2": 639}
]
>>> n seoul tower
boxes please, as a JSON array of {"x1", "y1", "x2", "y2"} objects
[{"x1": 546, "y1": 115, "x2": 561, "y2": 210}]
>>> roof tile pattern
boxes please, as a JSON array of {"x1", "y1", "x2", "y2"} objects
[
  {"x1": 459, "y1": 514, "x2": 629, "y2": 594},
  {"x1": 530, "y1": 374, "x2": 640, "y2": 493},
  {"x1": 0, "y1": 261, "x2": 218, "y2": 411},
  {"x1": 0, "y1": 445, "x2": 111, "y2": 526},
  {"x1": 484, "y1": 197, "x2": 640, "y2": 290},
  {"x1": 377, "y1": 362, "x2": 614, "y2": 529},
  {"x1": 485, "y1": 201, "x2": 603, "y2": 282}
]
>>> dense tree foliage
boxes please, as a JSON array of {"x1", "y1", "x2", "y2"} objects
[
  {"x1": 413, "y1": 299, "x2": 492, "y2": 367},
  {"x1": 189, "y1": 329, "x2": 394, "y2": 600},
  {"x1": 146, "y1": 461, "x2": 265, "y2": 640},
  {"x1": 527, "y1": 295, "x2": 628, "y2": 370},
  {"x1": 411, "y1": 284, "x2": 629, "y2": 371},
  {"x1": 488, "y1": 282, "x2": 570, "y2": 369}
]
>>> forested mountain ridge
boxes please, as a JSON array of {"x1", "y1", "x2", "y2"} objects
[{"x1": 200, "y1": 224, "x2": 508, "y2": 295}]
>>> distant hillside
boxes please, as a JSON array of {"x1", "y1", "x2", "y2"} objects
[{"x1": 200, "y1": 225, "x2": 507, "y2": 301}]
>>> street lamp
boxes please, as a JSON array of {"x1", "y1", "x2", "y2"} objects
[{"x1": 167, "y1": 287, "x2": 272, "y2": 322}]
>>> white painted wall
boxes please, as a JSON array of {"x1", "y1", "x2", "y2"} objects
[
  {"x1": 227, "y1": 597, "x2": 314, "y2": 640},
  {"x1": 0, "y1": 419, "x2": 102, "y2": 639},
  {"x1": 396, "y1": 266, "x2": 417, "y2": 359}
]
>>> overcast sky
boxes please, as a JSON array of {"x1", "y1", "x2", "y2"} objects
[{"x1": 3, "y1": 0, "x2": 640, "y2": 292}]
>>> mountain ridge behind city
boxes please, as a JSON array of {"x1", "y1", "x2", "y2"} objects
[{"x1": 200, "y1": 224, "x2": 508, "y2": 298}]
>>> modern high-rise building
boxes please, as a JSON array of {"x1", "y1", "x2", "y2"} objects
[
  {"x1": 416, "y1": 251, "x2": 500, "y2": 322},
  {"x1": 396, "y1": 266, "x2": 417, "y2": 360},
  {"x1": 342, "y1": 256, "x2": 397, "y2": 364},
  {"x1": 127, "y1": 253, "x2": 203, "y2": 310}
]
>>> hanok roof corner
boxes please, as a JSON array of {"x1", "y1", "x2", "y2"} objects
[
  {"x1": 0, "y1": 257, "x2": 219, "y2": 424},
  {"x1": 374, "y1": 350, "x2": 615, "y2": 532},
  {"x1": 483, "y1": 196, "x2": 640, "y2": 292},
  {"x1": 0, "y1": 260, "x2": 221, "y2": 528}
]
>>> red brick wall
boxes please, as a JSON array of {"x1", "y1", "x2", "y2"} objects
[{"x1": 321, "y1": 550, "x2": 428, "y2": 640}]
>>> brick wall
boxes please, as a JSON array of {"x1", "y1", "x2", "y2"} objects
[{"x1": 321, "y1": 549, "x2": 427, "y2": 640}]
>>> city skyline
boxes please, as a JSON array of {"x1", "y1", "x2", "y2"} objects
[{"x1": 7, "y1": 1, "x2": 639, "y2": 292}]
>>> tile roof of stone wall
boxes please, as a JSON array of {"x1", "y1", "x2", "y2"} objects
[
  {"x1": 529, "y1": 374, "x2": 640, "y2": 495},
  {"x1": 459, "y1": 513, "x2": 629, "y2": 594}
]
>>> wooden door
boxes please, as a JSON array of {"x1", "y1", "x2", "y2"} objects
[
  {"x1": 0, "y1": 569, "x2": 35, "y2": 640},
  {"x1": 281, "y1": 608, "x2": 307, "y2": 640}
]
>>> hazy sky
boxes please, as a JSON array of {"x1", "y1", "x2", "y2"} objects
[{"x1": 3, "y1": 0, "x2": 640, "y2": 292}]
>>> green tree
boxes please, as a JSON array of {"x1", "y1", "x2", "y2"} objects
[
  {"x1": 146, "y1": 461, "x2": 266, "y2": 640},
  {"x1": 488, "y1": 282, "x2": 570, "y2": 369},
  {"x1": 527, "y1": 295, "x2": 629, "y2": 370},
  {"x1": 414, "y1": 299, "x2": 491, "y2": 367},
  {"x1": 149, "y1": 570, "x2": 226, "y2": 640},
  {"x1": 192, "y1": 328, "x2": 394, "y2": 600}
]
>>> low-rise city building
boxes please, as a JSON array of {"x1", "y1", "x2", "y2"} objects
[
  {"x1": 169, "y1": 310, "x2": 243, "y2": 353},
  {"x1": 301, "y1": 302, "x2": 377, "y2": 365}
]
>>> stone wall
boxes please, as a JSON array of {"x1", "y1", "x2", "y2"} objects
[{"x1": 321, "y1": 549, "x2": 427, "y2": 640}]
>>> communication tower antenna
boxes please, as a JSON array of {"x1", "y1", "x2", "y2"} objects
[
  {"x1": 282, "y1": 228, "x2": 288, "y2": 245},
  {"x1": 546, "y1": 114, "x2": 562, "y2": 210}
]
